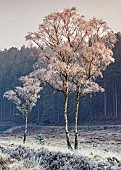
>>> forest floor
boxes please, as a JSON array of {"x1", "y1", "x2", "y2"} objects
[{"x1": 0, "y1": 125, "x2": 121, "y2": 169}]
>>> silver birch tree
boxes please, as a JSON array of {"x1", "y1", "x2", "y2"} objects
[
  {"x1": 26, "y1": 7, "x2": 116, "y2": 150},
  {"x1": 3, "y1": 76, "x2": 42, "y2": 143},
  {"x1": 69, "y1": 18, "x2": 116, "y2": 149}
]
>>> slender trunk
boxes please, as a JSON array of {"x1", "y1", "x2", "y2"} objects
[
  {"x1": 112, "y1": 83, "x2": 115, "y2": 117},
  {"x1": 37, "y1": 105, "x2": 40, "y2": 120},
  {"x1": 90, "y1": 95, "x2": 92, "y2": 121},
  {"x1": 23, "y1": 115, "x2": 28, "y2": 144},
  {"x1": 64, "y1": 90, "x2": 72, "y2": 150},
  {"x1": 0, "y1": 105, "x2": 2, "y2": 119},
  {"x1": 115, "y1": 90, "x2": 118, "y2": 117},
  {"x1": 12, "y1": 105, "x2": 15, "y2": 116},
  {"x1": 104, "y1": 92, "x2": 107, "y2": 117},
  {"x1": 104, "y1": 81, "x2": 107, "y2": 117},
  {"x1": 64, "y1": 69, "x2": 72, "y2": 150},
  {"x1": 3, "y1": 105, "x2": 5, "y2": 119},
  {"x1": 115, "y1": 81, "x2": 118, "y2": 117},
  {"x1": 10, "y1": 103, "x2": 12, "y2": 119},
  {"x1": 57, "y1": 104, "x2": 60, "y2": 123},
  {"x1": 74, "y1": 86, "x2": 81, "y2": 150}
]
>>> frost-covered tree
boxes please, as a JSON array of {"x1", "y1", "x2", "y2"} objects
[
  {"x1": 3, "y1": 76, "x2": 42, "y2": 143},
  {"x1": 26, "y1": 7, "x2": 81, "y2": 149},
  {"x1": 26, "y1": 7, "x2": 116, "y2": 149},
  {"x1": 69, "y1": 18, "x2": 116, "y2": 149}
]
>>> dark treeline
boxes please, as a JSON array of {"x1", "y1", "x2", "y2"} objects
[{"x1": 1, "y1": 33, "x2": 121, "y2": 125}]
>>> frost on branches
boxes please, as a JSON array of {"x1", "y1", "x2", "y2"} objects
[
  {"x1": 26, "y1": 7, "x2": 116, "y2": 149},
  {"x1": 3, "y1": 76, "x2": 42, "y2": 143}
]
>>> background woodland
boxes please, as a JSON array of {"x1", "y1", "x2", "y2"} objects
[{"x1": 0, "y1": 32, "x2": 121, "y2": 125}]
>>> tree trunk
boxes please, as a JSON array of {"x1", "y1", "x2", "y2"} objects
[
  {"x1": 115, "y1": 81, "x2": 118, "y2": 117},
  {"x1": 104, "y1": 81, "x2": 107, "y2": 117},
  {"x1": 64, "y1": 70, "x2": 72, "y2": 150},
  {"x1": 74, "y1": 86, "x2": 81, "y2": 150},
  {"x1": 23, "y1": 116, "x2": 28, "y2": 144},
  {"x1": 104, "y1": 92, "x2": 107, "y2": 117},
  {"x1": 64, "y1": 90, "x2": 72, "y2": 150}
]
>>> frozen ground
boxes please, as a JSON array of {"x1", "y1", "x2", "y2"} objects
[{"x1": 0, "y1": 125, "x2": 121, "y2": 169}]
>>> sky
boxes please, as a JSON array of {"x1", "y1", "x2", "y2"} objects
[{"x1": 0, "y1": 0, "x2": 121, "y2": 50}]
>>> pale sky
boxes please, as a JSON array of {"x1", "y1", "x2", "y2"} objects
[{"x1": 0, "y1": 0, "x2": 121, "y2": 50}]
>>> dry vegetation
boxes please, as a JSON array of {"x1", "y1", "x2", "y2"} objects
[{"x1": 0, "y1": 125, "x2": 121, "y2": 169}]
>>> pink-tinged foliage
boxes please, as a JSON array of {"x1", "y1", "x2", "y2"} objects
[
  {"x1": 3, "y1": 76, "x2": 42, "y2": 117},
  {"x1": 26, "y1": 7, "x2": 116, "y2": 149},
  {"x1": 26, "y1": 7, "x2": 116, "y2": 94}
]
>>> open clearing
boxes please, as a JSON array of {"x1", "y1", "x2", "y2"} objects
[{"x1": 0, "y1": 125, "x2": 121, "y2": 169}]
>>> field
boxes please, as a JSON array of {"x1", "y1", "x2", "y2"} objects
[{"x1": 0, "y1": 125, "x2": 121, "y2": 169}]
